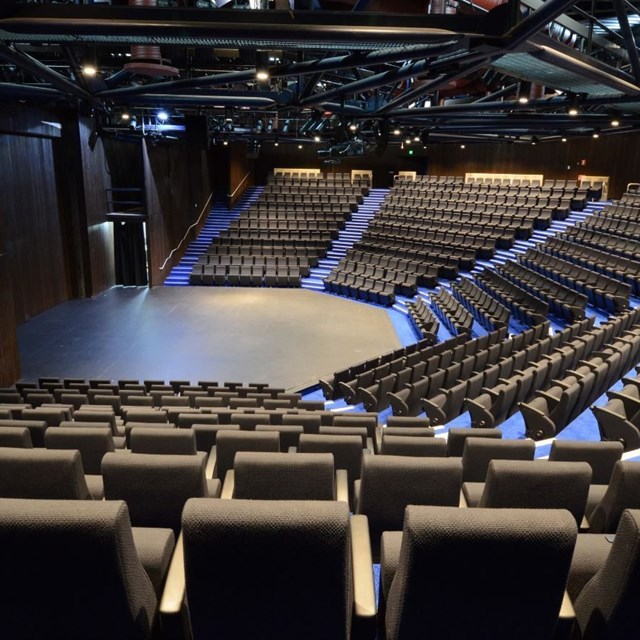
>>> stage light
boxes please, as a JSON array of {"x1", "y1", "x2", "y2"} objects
[
  {"x1": 393, "y1": 128, "x2": 401, "y2": 135},
  {"x1": 349, "y1": 123, "x2": 358, "y2": 132},
  {"x1": 517, "y1": 81, "x2": 531, "y2": 104},
  {"x1": 157, "y1": 111, "x2": 169, "y2": 122},
  {"x1": 121, "y1": 113, "x2": 130, "y2": 122},
  {"x1": 460, "y1": 144, "x2": 466, "y2": 149},
  {"x1": 611, "y1": 119, "x2": 620, "y2": 127},
  {"x1": 82, "y1": 65, "x2": 97, "y2": 77}
]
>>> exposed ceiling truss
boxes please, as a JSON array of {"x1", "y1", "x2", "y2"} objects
[{"x1": 1, "y1": 0, "x2": 640, "y2": 156}]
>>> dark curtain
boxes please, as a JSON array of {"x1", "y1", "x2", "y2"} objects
[{"x1": 114, "y1": 221, "x2": 148, "y2": 286}]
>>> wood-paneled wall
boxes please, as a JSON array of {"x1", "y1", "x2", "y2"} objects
[
  {"x1": 0, "y1": 134, "x2": 70, "y2": 324},
  {"x1": 228, "y1": 143, "x2": 255, "y2": 208},
  {"x1": 144, "y1": 140, "x2": 213, "y2": 286},
  {"x1": 427, "y1": 131, "x2": 640, "y2": 199}
]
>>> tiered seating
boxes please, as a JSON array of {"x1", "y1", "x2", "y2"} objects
[
  {"x1": 495, "y1": 261, "x2": 587, "y2": 322},
  {"x1": 190, "y1": 172, "x2": 369, "y2": 288},
  {"x1": 518, "y1": 248, "x2": 630, "y2": 313},
  {"x1": 541, "y1": 237, "x2": 640, "y2": 296},
  {"x1": 520, "y1": 325, "x2": 640, "y2": 440},
  {"x1": 475, "y1": 269, "x2": 548, "y2": 326},
  {"x1": 323, "y1": 174, "x2": 590, "y2": 306},
  {"x1": 406, "y1": 297, "x2": 439, "y2": 342},
  {"x1": 451, "y1": 277, "x2": 510, "y2": 332},
  {"x1": 430, "y1": 288, "x2": 473, "y2": 336}
]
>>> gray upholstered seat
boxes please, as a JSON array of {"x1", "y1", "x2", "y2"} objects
[
  {"x1": 282, "y1": 412, "x2": 321, "y2": 434},
  {"x1": 461, "y1": 437, "x2": 535, "y2": 483},
  {"x1": 476, "y1": 459, "x2": 592, "y2": 525},
  {"x1": 548, "y1": 440, "x2": 624, "y2": 518},
  {"x1": 255, "y1": 424, "x2": 304, "y2": 451},
  {"x1": 0, "y1": 498, "x2": 158, "y2": 639},
  {"x1": 166, "y1": 498, "x2": 375, "y2": 640},
  {"x1": 0, "y1": 426, "x2": 32, "y2": 448},
  {"x1": 44, "y1": 426, "x2": 115, "y2": 474},
  {"x1": 446, "y1": 426, "x2": 502, "y2": 457},
  {"x1": 0, "y1": 447, "x2": 92, "y2": 500},
  {"x1": 355, "y1": 456, "x2": 462, "y2": 560},
  {"x1": 0, "y1": 419, "x2": 48, "y2": 446},
  {"x1": 230, "y1": 412, "x2": 271, "y2": 430},
  {"x1": 383, "y1": 506, "x2": 577, "y2": 640},
  {"x1": 588, "y1": 460, "x2": 640, "y2": 533},
  {"x1": 574, "y1": 509, "x2": 640, "y2": 639},
  {"x1": 380, "y1": 435, "x2": 446, "y2": 457},
  {"x1": 129, "y1": 427, "x2": 197, "y2": 455},
  {"x1": 228, "y1": 451, "x2": 337, "y2": 500},
  {"x1": 212, "y1": 430, "x2": 280, "y2": 480},
  {"x1": 102, "y1": 452, "x2": 220, "y2": 534}
]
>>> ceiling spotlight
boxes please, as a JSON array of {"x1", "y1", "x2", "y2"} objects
[
  {"x1": 314, "y1": 135, "x2": 321, "y2": 143},
  {"x1": 223, "y1": 140, "x2": 229, "y2": 146},
  {"x1": 593, "y1": 129, "x2": 600, "y2": 139},
  {"x1": 157, "y1": 110, "x2": 169, "y2": 122},
  {"x1": 531, "y1": 136, "x2": 538, "y2": 145},
  {"x1": 298, "y1": 144, "x2": 302, "y2": 149},
  {"x1": 82, "y1": 65, "x2": 97, "y2": 77},
  {"x1": 349, "y1": 123, "x2": 358, "y2": 132},
  {"x1": 517, "y1": 80, "x2": 531, "y2": 104},
  {"x1": 274, "y1": 140, "x2": 279, "y2": 147},
  {"x1": 413, "y1": 136, "x2": 420, "y2": 142},
  {"x1": 611, "y1": 119, "x2": 620, "y2": 127},
  {"x1": 405, "y1": 138, "x2": 412, "y2": 145},
  {"x1": 460, "y1": 144, "x2": 466, "y2": 149},
  {"x1": 393, "y1": 128, "x2": 401, "y2": 136},
  {"x1": 568, "y1": 107, "x2": 578, "y2": 116},
  {"x1": 256, "y1": 70, "x2": 269, "y2": 82},
  {"x1": 224, "y1": 107, "x2": 234, "y2": 123},
  {"x1": 121, "y1": 113, "x2": 130, "y2": 122},
  {"x1": 561, "y1": 137, "x2": 567, "y2": 142},
  {"x1": 256, "y1": 50, "x2": 270, "y2": 82}
]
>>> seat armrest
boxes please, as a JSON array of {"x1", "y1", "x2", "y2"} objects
[
  {"x1": 459, "y1": 490, "x2": 468, "y2": 508},
  {"x1": 336, "y1": 469, "x2": 349, "y2": 505},
  {"x1": 159, "y1": 534, "x2": 186, "y2": 625},
  {"x1": 206, "y1": 445, "x2": 216, "y2": 479},
  {"x1": 580, "y1": 514, "x2": 590, "y2": 533},
  {"x1": 288, "y1": 446, "x2": 297, "y2": 453},
  {"x1": 350, "y1": 515, "x2": 376, "y2": 639},
  {"x1": 220, "y1": 470, "x2": 234, "y2": 499}
]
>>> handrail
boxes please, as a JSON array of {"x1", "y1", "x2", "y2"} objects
[
  {"x1": 227, "y1": 171, "x2": 252, "y2": 199},
  {"x1": 159, "y1": 191, "x2": 214, "y2": 271}
]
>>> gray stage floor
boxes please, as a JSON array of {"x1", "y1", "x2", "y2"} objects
[{"x1": 17, "y1": 286, "x2": 400, "y2": 390}]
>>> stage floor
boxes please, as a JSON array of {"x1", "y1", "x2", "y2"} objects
[{"x1": 17, "y1": 286, "x2": 400, "y2": 390}]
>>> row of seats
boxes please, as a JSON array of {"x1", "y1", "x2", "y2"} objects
[
  {"x1": 1, "y1": 438, "x2": 638, "y2": 638},
  {"x1": 319, "y1": 332, "x2": 468, "y2": 401},
  {"x1": 189, "y1": 264, "x2": 303, "y2": 287},
  {"x1": 405, "y1": 297, "x2": 439, "y2": 342},
  {"x1": 542, "y1": 236, "x2": 640, "y2": 296},
  {"x1": 518, "y1": 248, "x2": 630, "y2": 313},
  {"x1": 496, "y1": 260, "x2": 587, "y2": 322},
  {"x1": 562, "y1": 226, "x2": 640, "y2": 263},
  {"x1": 430, "y1": 288, "x2": 473, "y2": 337},
  {"x1": 475, "y1": 268, "x2": 549, "y2": 326},
  {"x1": 451, "y1": 277, "x2": 511, "y2": 332}
]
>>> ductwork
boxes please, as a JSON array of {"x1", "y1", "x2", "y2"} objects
[{"x1": 124, "y1": 0, "x2": 179, "y2": 78}]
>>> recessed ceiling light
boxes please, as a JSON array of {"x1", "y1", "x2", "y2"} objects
[{"x1": 611, "y1": 119, "x2": 620, "y2": 127}]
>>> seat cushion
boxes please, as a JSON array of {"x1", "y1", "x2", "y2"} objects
[
  {"x1": 85, "y1": 475, "x2": 105, "y2": 500},
  {"x1": 132, "y1": 527, "x2": 176, "y2": 597},
  {"x1": 461, "y1": 482, "x2": 485, "y2": 508},
  {"x1": 567, "y1": 533, "x2": 613, "y2": 602}
]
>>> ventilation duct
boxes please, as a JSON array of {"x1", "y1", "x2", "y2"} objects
[{"x1": 124, "y1": 0, "x2": 179, "y2": 78}]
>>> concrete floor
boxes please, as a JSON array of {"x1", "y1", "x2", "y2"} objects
[{"x1": 17, "y1": 286, "x2": 400, "y2": 390}]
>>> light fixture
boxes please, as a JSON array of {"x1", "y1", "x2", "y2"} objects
[
  {"x1": 413, "y1": 136, "x2": 420, "y2": 142},
  {"x1": 611, "y1": 119, "x2": 620, "y2": 127},
  {"x1": 223, "y1": 139, "x2": 229, "y2": 146},
  {"x1": 517, "y1": 80, "x2": 531, "y2": 104},
  {"x1": 256, "y1": 51, "x2": 270, "y2": 82},
  {"x1": 157, "y1": 110, "x2": 169, "y2": 122},
  {"x1": 349, "y1": 123, "x2": 358, "y2": 132},
  {"x1": 256, "y1": 70, "x2": 269, "y2": 81},
  {"x1": 405, "y1": 138, "x2": 411, "y2": 145},
  {"x1": 314, "y1": 135, "x2": 321, "y2": 143},
  {"x1": 568, "y1": 107, "x2": 578, "y2": 116},
  {"x1": 561, "y1": 137, "x2": 567, "y2": 142},
  {"x1": 593, "y1": 129, "x2": 600, "y2": 139},
  {"x1": 82, "y1": 65, "x2": 97, "y2": 77},
  {"x1": 393, "y1": 128, "x2": 401, "y2": 136},
  {"x1": 460, "y1": 144, "x2": 466, "y2": 149},
  {"x1": 298, "y1": 144, "x2": 302, "y2": 149},
  {"x1": 121, "y1": 113, "x2": 130, "y2": 122},
  {"x1": 274, "y1": 140, "x2": 279, "y2": 147}
]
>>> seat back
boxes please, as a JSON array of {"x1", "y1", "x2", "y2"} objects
[
  {"x1": 0, "y1": 498, "x2": 157, "y2": 640},
  {"x1": 129, "y1": 427, "x2": 197, "y2": 455},
  {"x1": 446, "y1": 427, "x2": 502, "y2": 457},
  {"x1": 575, "y1": 509, "x2": 640, "y2": 639},
  {"x1": 380, "y1": 435, "x2": 446, "y2": 457},
  {"x1": 589, "y1": 461, "x2": 640, "y2": 533},
  {"x1": 0, "y1": 426, "x2": 33, "y2": 448},
  {"x1": 478, "y1": 459, "x2": 592, "y2": 524},
  {"x1": 182, "y1": 498, "x2": 352, "y2": 640},
  {"x1": 44, "y1": 426, "x2": 115, "y2": 475},
  {"x1": 356, "y1": 456, "x2": 462, "y2": 557},
  {"x1": 102, "y1": 452, "x2": 208, "y2": 532},
  {"x1": 298, "y1": 434, "x2": 364, "y2": 484},
  {"x1": 214, "y1": 430, "x2": 280, "y2": 480},
  {"x1": 385, "y1": 506, "x2": 577, "y2": 640},
  {"x1": 0, "y1": 447, "x2": 91, "y2": 499},
  {"x1": 233, "y1": 452, "x2": 335, "y2": 500},
  {"x1": 461, "y1": 438, "x2": 535, "y2": 482},
  {"x1": 548, "y1": 439, "x2": 623, "y2": 484}
]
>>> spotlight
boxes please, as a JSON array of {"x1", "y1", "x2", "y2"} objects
[
  {"x1": 593, "y1": 129, "x2": 600, "y2": 139},
  {"x1": 349, "y1": 123, "x2": 358, "y2": 132},
  {"x1": 568, "y1": 107, "x2": 578, "y2": 116},
  {"x1": 298, "y1": 144, "x2": 303, "y2": 149},
  {"x1": 223, "y1": 139, "x2": 229, "y2": 146},
  {"x1": 611, "y1": 119, "x2": 620, "y2": 127},
  {"x1": 256, "y1": 70, "x2": 269, "y2": 81},
  {"x1": 82, "y1": 65, "x2": 97, "y2": 77},
  {"x1": 393, "y1": 128, "x2": 401, "y2": 136},
  {"x1": 121, "y1": 113, "x2": 130, "y2": 122},
  {"x1": 460, "y1": 144, "x2": 466, "y2": 149},
  {"x1": 157, "y1": 110, "x2": 169, "y2": 122},
  {"x1": 517, "y1": 80, "x2": 531, "y2": 104},
  {"x1": 256, "y1": 51, "x2": 270, "y2": 82},
  {"x1": 413, "y1": 136, "x2": 420, "y2": 142},
  {"x1": 314, "y1": 135, "x2": 321, "y2": 143},
  {"x1": 561, "y1": 137, "x2": 567, "y2": 142},
  {"x1": 405, "y1": 138, "x2": 412, "y2": 145},
  {"x1": 274, "y1": 139, "x2": 279, "y2": 147}
]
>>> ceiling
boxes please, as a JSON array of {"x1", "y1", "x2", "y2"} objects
[{"x1": 1, "y1": 0, "x2": 640, "y2": 157}]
